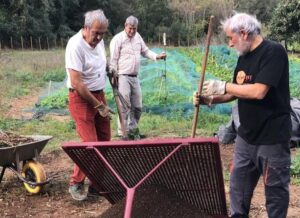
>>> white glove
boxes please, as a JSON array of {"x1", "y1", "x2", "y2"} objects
[
  {"x1": 193, "y1": 91, "x2": 213, "y2": 107},
  {"x1": 203, "y1": 80, "x2": 226, "y2": 96}
]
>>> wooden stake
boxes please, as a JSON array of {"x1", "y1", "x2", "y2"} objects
[
  {"x1": 30, "y1": 36, "x2": 33, "y2": 50},
  {"x1": 191, "y1": 16, "x2": 214, "y2": 138},
  {"x1": 47, "y1": 37, "x2": 49, "y2": 50},
  {"x1": 38, "y1": 37, "x2": 41, "y2": 50},
  {"x1": 21, "y1": 36, "x2": 24, "y2": 50}
]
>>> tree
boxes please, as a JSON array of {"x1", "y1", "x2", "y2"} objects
[
  {"x1": 234, "y1": 0, "x2": 280, "y2": 23},
  {"x1": 132, "y1": 0, "x2": 173, "y2": 43},
  {"x1": 268, "y1": 0, "x2": 300, "y2": 49}
]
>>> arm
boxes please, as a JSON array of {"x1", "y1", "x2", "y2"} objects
[
  {"x1": 226, "y1": 82, "x2": 270, "y2": 100},
  {"x1": 203, "y1": 80, "x2": 270, "y2": 100},
  {"x1": 109, "y1": 36, "x2": 120, "y2": 71},
  {"x1": 212, "y1": 93, "x2": 236, "y2": 103},
  {"x1": 139, "y1": 35, "x2": 157, "y2": 60}
]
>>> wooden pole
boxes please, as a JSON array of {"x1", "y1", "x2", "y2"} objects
[
  {"x1": 30, "y1": 36, "x2": 33, "y2": 50},
  {"x1": 10, "y1": 37, "x2": 13, "y2": 49},
  {"x1": 61, "y1": 38, "x2": 63, "y2": 48},
  {"x1": 21, "y1": 36, "x2": 24, "y2": 50},
  {"x1": 46, "y1": 37, "x2": 49, "y2": 50},
  {"x1": 38, "y1": 37, "x2": 41, "y2": 50},
  {"x1": 191, "y1": 16, "x2": 214, "y2": 138}
]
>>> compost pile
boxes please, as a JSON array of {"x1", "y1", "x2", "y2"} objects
[
  {"x1": 0, "y1": 131, "x2": 34, "y2": 148},
  {"x1": 100, "y1": 185, "x2": 213, "y2": 218}
]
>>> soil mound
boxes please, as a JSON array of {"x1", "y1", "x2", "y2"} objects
[
  {"x1": 0, "y1": 131, "x2": 34, "y2": 148},
  {"x1": 100, "y1": 185, "x2": 212, "y2": 218}
]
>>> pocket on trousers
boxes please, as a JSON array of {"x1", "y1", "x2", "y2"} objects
[{"x1": 264, "y1": 158, "x2": 290, "y2": 187}]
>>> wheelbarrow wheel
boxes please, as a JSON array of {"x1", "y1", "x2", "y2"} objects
[{"x1": 22, "y1": 160, "x2": 46, "y2": 194}]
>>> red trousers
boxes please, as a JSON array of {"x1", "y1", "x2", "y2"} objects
[{"x1": 68, "y1": 90, "x2": 111, "y2": 185}]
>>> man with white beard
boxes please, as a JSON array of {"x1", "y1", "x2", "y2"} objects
[{"x1": 193, "y1": 13, "x2": 291, "y2": 218}]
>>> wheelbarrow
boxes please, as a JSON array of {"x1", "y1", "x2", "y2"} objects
[{"x1": 0, "y1": 135, "x2": 52, "y2": 194}]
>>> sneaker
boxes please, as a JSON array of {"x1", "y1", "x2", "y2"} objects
[
  {"x1": 128, "y1": 128, "x2": 145, "y2": 140},
  {"x1": 68, "y1": 183, "x2": 87, "y2": 201}
]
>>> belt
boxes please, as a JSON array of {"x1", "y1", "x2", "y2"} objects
[
  {"x1": 69, "y1": 88, "x2": 103, "y2": 94},
  {"x1": 122, "y1": 74, "x2": 137, "y2": 77}
]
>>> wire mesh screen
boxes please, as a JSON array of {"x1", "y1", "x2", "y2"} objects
[{"x1": 62, "y1": 137, "x2": 227, "y2": 216}]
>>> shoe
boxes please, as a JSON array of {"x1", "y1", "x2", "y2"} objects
[
  {"x1": 68, "y1": 183, "x2": 87, "y2": 201},
  {"x1": 139, "y1": 134, "x2": 146, "y2": 139},
  {"x1": 128, "y1": 128, "x2": 146, "y2": 140}
]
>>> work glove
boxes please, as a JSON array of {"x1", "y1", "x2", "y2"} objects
[
  {"x1": 203, "y1": 80, "x2": 226, "y2": 96},
  {"x1": 95, "y1": 102, "x2": 115, "y2": 119},
  {"x1": 193, "y1": 92, "x2": 213, "y2": 107}
]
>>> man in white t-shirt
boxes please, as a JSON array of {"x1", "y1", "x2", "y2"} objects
[
  {"x1": 65, "y1": 9, "x2": 112, "y2": 201},
  {"x1": 109, "y1": 16, "x2": 166, "y2": 139}
]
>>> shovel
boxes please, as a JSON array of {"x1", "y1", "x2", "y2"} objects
[{"x1": 108, "y1": 72, "x2": 129, "y2": 139}]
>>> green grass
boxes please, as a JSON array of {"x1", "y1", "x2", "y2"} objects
[{"x1": 0, "y1": 50, "x2": 65, "y2": 117}]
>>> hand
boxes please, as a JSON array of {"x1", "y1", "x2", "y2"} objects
[
  {"x1": 108, "y1": 67, "x2": 118, "y2": 78},
  {"x1": 157, "y1": 52, "x2": 167, "y2": 60},
  {"x1": 193, "y1": 91, "x2": 213, "y2": 107},
  {"x1": 203, "y1": 80, "x2": 226, "y2": 96},
  {"x1": 95, "y1": 102, "x2": 115, "y2": 119},
  {"x1": 107, "y1": 67, "x2": 118, "y2": 86}
]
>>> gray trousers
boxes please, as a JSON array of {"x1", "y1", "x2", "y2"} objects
[
  {"x1": 230, "y1": 135, "x2": 291, "y2": 218},
  {"x1": 117, "y1": 75, "x2": 142, "y2": 135}
]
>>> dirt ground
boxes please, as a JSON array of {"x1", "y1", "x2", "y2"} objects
[
  {"x1": 1, "y1": 94, "x2": 300, "y2": 217},
  {"x1": 1, "y1": 145, "x2": 300, "y2": 217}
]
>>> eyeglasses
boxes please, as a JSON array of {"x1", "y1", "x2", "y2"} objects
[{"x1": 91, "y1": 30, "x2": 107, "y2": 37}]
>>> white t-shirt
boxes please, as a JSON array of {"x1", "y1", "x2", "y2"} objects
[{"x1": 65, "y1": 30, "x2": 107, "y2": 91}]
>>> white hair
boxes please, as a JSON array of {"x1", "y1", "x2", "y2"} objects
[
  {"x1": 84, "y1": 9, "x2": 108, "y2": 27},
  {"x1": 125, "y1": 16, "x2": 139, "y2": 27},
  {"x1": 221, "y1": 13, "x2": 261, "y2": 37}
]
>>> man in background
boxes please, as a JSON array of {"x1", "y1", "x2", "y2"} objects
[
  {"x1": 65, "y1": 9, "x2": 112, "y2": 201},
  {"x1": 109, "y1": 15, "x2": 166, "y2": 140},
  {"x1": 194, "y1": 13, "x2": 291, "y2": 218}
]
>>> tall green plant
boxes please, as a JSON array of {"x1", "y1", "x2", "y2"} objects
[{"x1": 268, "y1": 0, "x2": 300, "y2": 49}]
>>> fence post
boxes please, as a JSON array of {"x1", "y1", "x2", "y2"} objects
[
  {"x1": 0, "y1": 40, "x2": 1, "y2": 50},
  {"x1": 54, "y1": 38, "x2": 57, "y2": 48},
  {"x1": 61, "y1": 38, "x2": 63, "y2": 48},
  {"x1": 159, "y1": 33, "x2": 161, "y2": 45},
  {"x1": 47, "y1": 37, "x2": 49, "y2": 50},
  {"x1": 10, "y1": 36, "x2": 13, "y2": 49},
  {"x1": 30, "y1": 36, "x2": 33, "y2": 50},
  {"x1": 38, "y1": 37, "x2": 41, "y2": 50},
  {"x1": 21, "y1": 36, "x2": 24, "y2": 50}
]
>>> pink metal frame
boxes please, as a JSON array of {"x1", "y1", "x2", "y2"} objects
[
  {"x1": 62, "y1": 137, "x2": 228, "y2": 218},
  {"x1": 93, "y1": 142, "x2": 187, "y2": 218}
]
